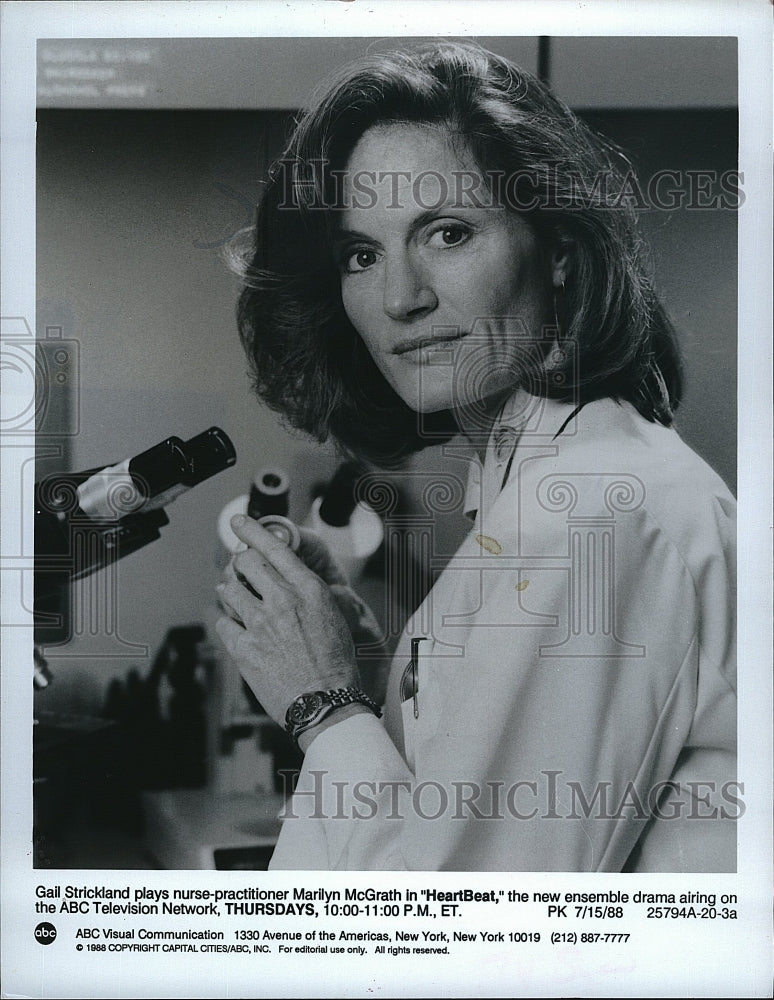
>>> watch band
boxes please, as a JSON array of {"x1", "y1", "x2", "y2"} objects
[{"x1": 284, "y1": 686, "x2": 382, "y2": 744}]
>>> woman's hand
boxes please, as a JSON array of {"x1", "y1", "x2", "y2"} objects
[
  {"x1": 294, "y1": 525, "x2": 390, "y2": 706},
  {"x1": 294, "y1": 525, "x2": 384, "y2": 647},
  {"x1": 215, "y1": 515, "x2": 360, "y2": 729}
]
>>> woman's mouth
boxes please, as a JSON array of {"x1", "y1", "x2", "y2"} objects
[{"x1": 392, "y1": 330, "x2": 468, "y2": 361}]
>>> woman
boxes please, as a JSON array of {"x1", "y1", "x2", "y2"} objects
[{"x1": 216, "y1": 42, "x2": 737, "y2": 871}]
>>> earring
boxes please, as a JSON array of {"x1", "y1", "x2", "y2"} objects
[
  {"x1": 547, "y1": 278, "x2": 568, "y2": 385},
  {"x1": 553, "y1": 277, "x2": 566, "y2": 339}
]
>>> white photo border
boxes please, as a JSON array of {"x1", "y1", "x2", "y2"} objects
[{"x1": 1, "y1": 2, "x2": 771, "y2": 997}]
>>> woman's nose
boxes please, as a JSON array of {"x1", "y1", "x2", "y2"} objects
[{"x1": 382, "y1": 253, "x2": 437, "y2": 320}]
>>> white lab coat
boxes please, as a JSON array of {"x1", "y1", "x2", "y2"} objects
[{"x1": 270, "y1": 390, "x2": 737, "y2": 871}]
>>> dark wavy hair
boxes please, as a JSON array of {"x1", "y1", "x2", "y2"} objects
[{"x1": 234, "y1": 40, "x2": 683, "y2": 469}]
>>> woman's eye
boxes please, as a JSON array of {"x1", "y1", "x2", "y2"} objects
[
  {"x1": 344, "y1": 248, "x2": 378, "y2": 272},
  {"x1": 429, "y1": 225, "x2": 469, "y2": 248}
]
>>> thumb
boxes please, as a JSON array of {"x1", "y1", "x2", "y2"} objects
[
  {"x1": 329, "y1": 584, "x2": 382, "y2": 640},
  {"x1": 295, "y1": 526, "x2": 349, "y2": 586}
]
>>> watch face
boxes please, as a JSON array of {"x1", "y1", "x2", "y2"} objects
[{"x1": 287, "y1": 692, "x2": 325, "y2": 728}]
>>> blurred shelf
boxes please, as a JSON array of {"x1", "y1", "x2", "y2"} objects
[{"x1": 142, "y1": 788, "x2": 285, "y2": 870}]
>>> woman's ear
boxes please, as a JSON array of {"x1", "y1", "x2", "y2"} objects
[{"x1": 550, "y1": 245, "x2": 572, "y2": 288}]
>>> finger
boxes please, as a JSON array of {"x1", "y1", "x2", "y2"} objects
[
  {"x1": 218, "y1": 578, "x2": 263, "y2": 631},
  {"x1": 215, "y1": 613, "x2": 245, "y2": 654},
  {"x1": 231, "y1": 546, "x2": 290, "y2": 602},
  {"x1": 215, "y1": 580, "x2": 236, "y2": 619},
  {"x1": 222, "y1": 547, "x2": 285, "y2": 603},
  {"x1": 220, "y1": 557, "x2": 258, "y2": 604},
  {"x1": 221, "y1": 558, "x2": 238, "y2": 585},
  {"x1": 231, "y1": 514, "x2": 317, "y2": 587},
  {"x1": 216, "y1": 582, "x2": 246, "y2": 627}
]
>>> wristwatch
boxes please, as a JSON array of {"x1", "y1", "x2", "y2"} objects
[{"x1": 284, "y1": 686, "x2": 382, "y2": 744}]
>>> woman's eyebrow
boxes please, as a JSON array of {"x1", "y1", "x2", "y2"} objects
[
  {"x1": 406, "y1": 207, "x2": 471, "y2": 234},
  {"x1": 334, "y1": 205, "x2": 481, "y2": 245},
  {"x1": 332, "y1": 227, "x2": 375, "y2": 245}
]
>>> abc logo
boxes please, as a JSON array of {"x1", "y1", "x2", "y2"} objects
[{"x1": 34, "y1": 921, "x2": 57, "y2": 945}]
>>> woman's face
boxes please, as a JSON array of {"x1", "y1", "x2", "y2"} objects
[{"x1": 336, "y1": 122, "x2": 557, "y2": 415}]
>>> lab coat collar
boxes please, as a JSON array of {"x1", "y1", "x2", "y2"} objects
[{"x1": 462, "y1": 388, "x2": 584, "y2": 522}]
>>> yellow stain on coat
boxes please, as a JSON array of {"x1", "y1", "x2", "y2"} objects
[
  {"x1": 475, "y1": 534, "x2": 502, "y2": 555},
  {"x1": 515, "y1": 580, "x2": 530, "y2": 591}
]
